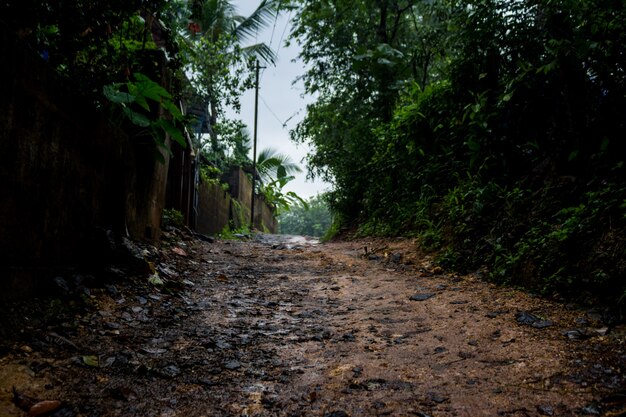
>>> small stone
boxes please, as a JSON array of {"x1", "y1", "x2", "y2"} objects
[
  {"x1": 428, "y1": 392, "x2": 448, "y2": 404},
  {"x1": 410, "y1": 293, "x2": 435, "y2": 301},
  {"x1": 324, "y1": 412, "x2": 349, "y2": 417},
  {"x1": 532, "y1": 320, "x2": 553, "y2": 329},
  {"x1": 158, "y1": 364, "x2": 180, "y2": 378},
  {"x1": 224, "y1": 360, "x2": 241, "y2": 370},
  {"x1": 389, "y1": 253, "x2": 402, "y2": 263},
  {"x1": 564, "y1": 329, "x2": 589, "y2": 340},
  {"x1": 537, "y1": 405, "x2": 554, "y2": 416},
  {"x1": 341, "y1": 333, "x2": 356, "y2": 342},
  {"x1": 580, "y1": 402, "x2": 601, "y2": 415},
  {"x1": 516, "y1": 311, "x2": 539, "y2": 325}
]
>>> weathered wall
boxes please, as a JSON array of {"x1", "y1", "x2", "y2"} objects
[
  {"x1": 224, "y1": 166, "x2": 252, "y2": 210},
  {"x1": 196, "y1": 182, "x2": 231, "y2": 235},
  {"x1": 0, "y1": 31, "x2": 167, "y2": 295},
  {"x1": 254, "y1": 198, "x2": 278, "y2": 233},
  {"x1": 196, "y1": 167, "x2": 277, "y2": 235}
]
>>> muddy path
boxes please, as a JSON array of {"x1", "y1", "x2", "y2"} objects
[{"x1": 1, "y1": 233, "x2": 625, "y2": 416}]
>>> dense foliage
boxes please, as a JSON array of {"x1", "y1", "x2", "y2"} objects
[
  {"x1": 279, "y1": 194, "x2": 332, "y2": 237},
  {"x1": 2, "y1": 0, "x2": 305, "y2": 213},
  {"x1": 289, "y1": 0, "x2": 626, "y2": 309}
]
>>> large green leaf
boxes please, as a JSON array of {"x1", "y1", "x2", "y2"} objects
[
  {"x1": 157, "y1": 119, "x2": 187, "y2": 148},
  {"x1": 103, "y1": 85, "x2": 135, "y2": 104},
  {"x1": 122, "y1": 107, "x2": 151, "y2": 127}
]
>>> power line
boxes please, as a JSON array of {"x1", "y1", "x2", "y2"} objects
[
  {"x1": 275, "y1": 10, "x2": 292, "y2": 58},
  {"x1": 259, "y1": 94, "x2": 302, "y2": 129},
  {"x1": 260, "y1": 4, "x2": 280, "y2": 81},
  {"x1": 259, "y1": 94, "x2": 285, "y2": 127}
]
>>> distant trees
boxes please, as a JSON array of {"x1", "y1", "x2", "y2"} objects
[{"x1": 279, "y1": 194, "x2": 332, "y2": 237}]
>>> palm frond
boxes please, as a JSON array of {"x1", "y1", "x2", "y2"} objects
[
  {"x1": 241, "y1": 42, "x2": 277, "y2": 65},
  {"x1": 256, "y1": 147, "x2": 302, "y2": 183},
  {"x1": 233, "y1": 0, "x2": 280, "y2": 46}
]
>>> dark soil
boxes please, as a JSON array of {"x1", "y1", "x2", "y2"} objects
[{"x1": 1, "y1": 232, "x2": 625, "y2": 416}]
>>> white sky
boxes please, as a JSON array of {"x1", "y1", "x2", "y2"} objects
[{"x1": 226, "y1": 1, "x2": 331, "y2": 200}]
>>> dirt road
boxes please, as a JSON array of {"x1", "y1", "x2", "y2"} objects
[{"x1": 1, "y1": 234, "x2": 624, "y2": 416}]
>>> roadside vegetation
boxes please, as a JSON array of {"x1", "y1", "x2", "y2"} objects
[
  {"x1": 287, "y1": 0, "x2": 626, "y2": 311},
  {"x1": 1, "y1": 0, "x2": 302, "y2": 217}
]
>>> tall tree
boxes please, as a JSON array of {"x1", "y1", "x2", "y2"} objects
[
  {"x1": 289, "y1": 0, "x2": 429, "y2": 220},
  {"x1": 183, "y1": 0, "x2": 281, "y2": 155}
]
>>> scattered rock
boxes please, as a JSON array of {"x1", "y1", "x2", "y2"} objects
[
  {"x1": 537, "y1": 405, "x2": 554, "y2": 416},
  {"x1": 532, "y1": 320, "x2": 554, "y2": 329},
  {"x1": 410, "y1": 293, "x2": 435, "y2": 301},
  {"x1": 580, "y1": 402, "x2": 602, "y2": 415},
  {"x1": 564, "y1": 329, "x2": 592, "y2": 340},
  {"x1": 157, "y1": 365, "x2": 181, "y2": 378},
  {"x1": 516, "y1": 311, "x2": 553, "y2": 328},
  {"x1": 341, "y1": 333, "x2": 356, "y2": 342},
  {"x1": 323, "y1": 411, "x2": 349, "y2": 417},
  {"x1": 224, "y1": 360, "x2": 241, "y2": 370},
  {"x1": 516, "y1": 311, "x2": 540, "y2": 325},
  {"x1": 427, "y1": 392, "x2": 448, "y2": 404},
  {"x1": 388, "y1": 253, "x2": 402, "y2": 263}
]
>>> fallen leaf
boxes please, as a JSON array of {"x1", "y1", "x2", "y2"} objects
[
  {"x1": 82, "y1": 355, "x2": 100, "y2": 367},
  {"x1": 148, "y1": 273, "x2": 164, "y2": 286},
  {"x1": 172, "y1": 247, "x2": 188, "y2": 257},
  {"x1": 28, "y1": 400, "x2": 61, "y2": 416}
]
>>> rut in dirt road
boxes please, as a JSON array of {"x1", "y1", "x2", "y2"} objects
[{"x1": 1, "y1": 234, "x2": 624, "y2": 417}]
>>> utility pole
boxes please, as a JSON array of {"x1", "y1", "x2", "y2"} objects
[{"x1": 250, "y1": 60, "x2": 261, "y2": 230}]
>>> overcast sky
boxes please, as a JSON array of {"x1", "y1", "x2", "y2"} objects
[{"x1": 225, "y1": 1, "x2": 330, "y2": 200}]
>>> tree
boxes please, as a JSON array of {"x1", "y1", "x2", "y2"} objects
[
  {"x1": 181, "y1": 0, "x2": 281, "y2": 156},
  {"x1": 279, "y1": 194, "x2": 332, "y2": 237},
  {"x1": 288, "y1": 0, "x2": 432, "y2": 221},
  {"x1": 256, "y1": 147, "x2": 302, "y2": 184},
  {"x1": 255, "y1": 147, "x2": 305, "y2": 214},
  {"x1": 288, "y1": 0, "x2": 626, "y2": 307}
]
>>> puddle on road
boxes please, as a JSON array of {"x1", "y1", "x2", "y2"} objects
[{"x1": 255, "y1": 234, "x2": 320, "y2": 249}]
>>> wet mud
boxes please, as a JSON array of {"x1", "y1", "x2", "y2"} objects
[{"x1": 1, "y1": 234, "x2": 624, "y2": 416}]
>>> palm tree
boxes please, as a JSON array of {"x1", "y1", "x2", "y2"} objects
[
  {"x1": 255, "y1": 147, "x2": 306, "y2": 214},
  {"x1": 256, "y1": 147, "x2": 302, "y2": 184},
  {"x1": 188, "y1": 0, "x2": 281, "y2": 153},
  {"x1": 193, "y1": 0, "x2": 280, "y2": 64}
]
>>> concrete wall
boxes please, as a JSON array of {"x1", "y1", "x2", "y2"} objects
[
  {"x1": 0, "y1": 30, "x2": 168, "y2": 295},
  {"x1": 196, "y1": 182, "x2": 231, "y2": 235},
  {"x1": 196, "y1": 167, "x2": 277, "y2": 235}
]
